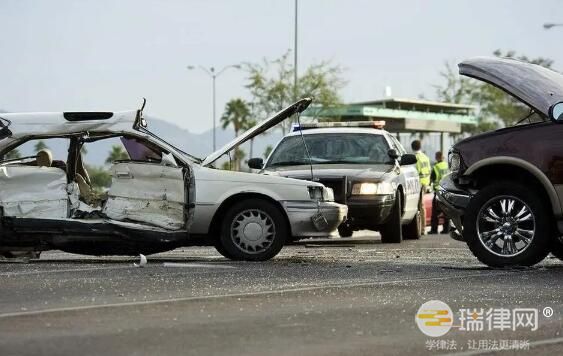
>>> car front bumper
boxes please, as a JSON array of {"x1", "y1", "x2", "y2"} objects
[
  {"x1": 283, "y1": 201, "x2": 348, "y2": 237},
  {"x1": 435, "y1": 175, "x2": 473, "y2": 241},
  {"x1": 344, "y1": 194, "x2": 395, "y2": 228}
]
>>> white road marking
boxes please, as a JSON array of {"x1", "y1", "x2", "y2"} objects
[
  {"x1": 443, "y1": 336, "x2": 563, "y2": 356},
  {"x1": 0, "y1": 271, "x2": 513, "y2": 319}
]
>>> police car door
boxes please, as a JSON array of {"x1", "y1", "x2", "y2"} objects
[{"x1": 388, "y1": 134, "x2": 420, "y2": 217}]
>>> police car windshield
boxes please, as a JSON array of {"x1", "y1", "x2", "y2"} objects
[{"x1": 267, "y1": 133, "x2": 391, "y2": 167}]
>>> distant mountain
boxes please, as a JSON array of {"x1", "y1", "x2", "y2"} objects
[{"x1": 147, "y1": 117, "x2": 283, "y2": 166}]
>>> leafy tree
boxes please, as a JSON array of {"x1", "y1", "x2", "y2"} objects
[
  {"x1": 434, "y1": 62, "x2": 498, "y2": 135},
  {"x1": 244, "y1": 50, "x2": 345, "y2": 134},
  {"x1": 4, "y1": 148, "x2": 21, "y2": 160},
  {"x1": 220, "y1": 161, "x2": 232, "y2": 171},
  {"x1": 434, "y1": 50, "x2": 554, "y2": 134},
  {"x1": 34, "y1": 140, "x2": 48, "y2": 152},
  {"x1": 234, "y1": 148, "x2": 246, "y2": 169},
  {"x1": 263, "y1": 145, "x2": 273, "y2": 159},
  {"x1": 219, "y1": 149, "x2": 247, "y2": 171},
  {"x1": 86, "y1": 165, "x2": 112, "y2": 192},
  {"x1": 105, "y1": 145, "x2": 129, "y2": 164}
]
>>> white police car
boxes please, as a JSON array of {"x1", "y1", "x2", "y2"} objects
[{"x1": 248, "y1": 121, "x2": 423, "y2": 242}]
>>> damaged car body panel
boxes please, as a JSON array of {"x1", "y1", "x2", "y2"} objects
[
  {"x1": 0, "y1": 98, "x2": 347, "y2": 261},
  {"x1": 0, "y1": 165, "x2": 68, "y2": 219},
  {"x1": 0, "y1": 109, "x2": 195, "y2": 255},
  {"x1": 103, "y1": 162, "x2": 186, "y2": 230}
]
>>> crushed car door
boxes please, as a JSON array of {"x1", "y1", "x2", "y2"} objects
[
  {"x1": 0, "y1": 165, "x2": 68, "y2": 219},
  {"x1": 102, "y1": 162, "x2": 186, "y2": 230}
]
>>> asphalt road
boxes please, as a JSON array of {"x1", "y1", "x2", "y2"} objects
[{"x1": 0, "y1": 232, "x2": 561, "y2": 356}]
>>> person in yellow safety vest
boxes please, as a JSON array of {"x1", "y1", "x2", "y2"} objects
[
  {"x1": 430, "y1": 151, "x2": 450, "y2": 234},
  {"x1": 411, "y1": 140, "x2": 431, "y2": 234}
]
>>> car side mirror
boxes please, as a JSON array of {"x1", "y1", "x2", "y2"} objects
[
  {"x1": 399, "y1": 153, "x2": 417, "y2": 165},
  {"x1": 388, "y1": 149, "x2": 400, "y2": 160},
  {"x1": 248, "y1": 157, "x2": 264, "y2": 169},
  {"x1": 550, "y1": 102, "x2": 563, "y2": 122}
]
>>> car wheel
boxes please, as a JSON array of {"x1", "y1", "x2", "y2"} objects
[
  {"x1": 218, "y1": 198, "x2": 287, "y2": 261},
  {"x1": 338, "y1": 223, "x2": 354, "y2": 238},
  {"x1": 463, "y1": 182, "x2": 550, "y2": 267},
  {"x1": 213, "y1": 239, "x2": 235, "y2": 259},
  {"x1": 380, "y1": 192, "x2": 402, "y2": 244},
  {"x1": 403, "y1": 209, "x2": 422, "y2": 240},
  {"x1": 550, "y1": 238, "x2": 563, "y2": 260}
]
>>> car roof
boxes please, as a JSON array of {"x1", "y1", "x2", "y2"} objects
[
  {"x1": 0, "y1": 110, "x2": 139, "y2": 139},
  {"x1": 285, "y1": 127, "x2": 388, "y2": 137}
]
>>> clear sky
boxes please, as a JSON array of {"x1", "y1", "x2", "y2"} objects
[{"x1": 1, "y1": 0, "x2": 562, "y2": 133}]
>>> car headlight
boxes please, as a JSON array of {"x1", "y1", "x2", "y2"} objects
[
  {"x1": 308, "y1": 186, "x2": 323, "y2": 200},
  {"x1": 351, "y1": 182, "x2": 394, "y2": 195},
  {"x1": 308, "y1": 186, "x2": 335, "y2": 202},
  {"x1": 323, "y1": 187, "x2": 334, "y2": 202},
  {"x1": 448, "y1": 152, "x2": 463, "y2": 174}
]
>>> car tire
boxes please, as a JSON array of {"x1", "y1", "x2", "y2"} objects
[
  {"x1": 403, "y1": 209, "x2": 422, "y2": 240},
  {"x1": 463, "y1": 182, "x2": 550, "y2": 267},
  {"x1": 218, "y1": 198, "x2": 287, "y2": 261},
  {"x1": 550, "y1": 238, "x2": 563, "y2": 260},
  {"x1": 338, "y1": 223, "x2": 354, "y2": 238},
  {"x1": 213, "y1": 239, "x2": 235, "y2": 259},
  {"x1": 380, "y1": 192, "x2": 402, "y2": 244}
]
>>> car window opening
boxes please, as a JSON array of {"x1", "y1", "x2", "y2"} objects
[{"x1": 0, "y1": 134, "x2": 183, "y2": 229}]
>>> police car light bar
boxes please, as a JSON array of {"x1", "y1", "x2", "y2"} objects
[{"x1": 291, "y1": 121, "x2": 386, "y2": 132}]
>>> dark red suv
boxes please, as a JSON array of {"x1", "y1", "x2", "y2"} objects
[{"x1": 437, "y1": 57, "x2": 563, "y2": 267}]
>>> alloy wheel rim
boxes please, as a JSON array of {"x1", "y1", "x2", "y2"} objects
[
  {"x1": 230, "y1": 209, "x2": 276, "y2": 254},
  {"x1": 476, "y1": 196, "x2": 535, "y2": 257}
]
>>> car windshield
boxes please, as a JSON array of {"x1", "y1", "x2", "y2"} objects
[{"x1": 266, "y1": 133, "x2": 391, "y2": 167}]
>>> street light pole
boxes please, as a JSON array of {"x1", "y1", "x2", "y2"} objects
[
  {"x1": 211, "y1": 68, "x2": 217, "y2": 151},
  {"x1": 187, "y1": 64, "x2": 241, "y2": 151},
  {"x1": 293, "y1": 0, "x2": 298, "y2": 101}
]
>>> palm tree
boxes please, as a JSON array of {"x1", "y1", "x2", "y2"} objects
[
  {"x1": 221, "y1": 98, "x2": 251, "y2": 170},
  {"x1": 105, "y1": 145, "x2": 129, "y2": 164},
  {"x1": 221, "y1": 98, "x2": 251, "y2": 138},
  {"x1": 242, "y1": 118, "x2": 257, "y2": 158}
]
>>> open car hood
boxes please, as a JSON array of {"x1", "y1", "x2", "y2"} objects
[
  {"x1": 201, "y1": 98, "x2": 312, "y2": 167},
  {"x1": 459, "y1": 57, "x2": 563, "y2": 117}
]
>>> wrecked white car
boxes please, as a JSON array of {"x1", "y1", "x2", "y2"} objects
[{"x1": 0, "y1": 98, "x2": 347, "y2": 261}]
